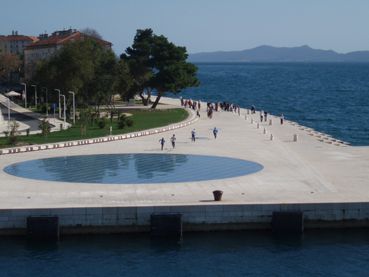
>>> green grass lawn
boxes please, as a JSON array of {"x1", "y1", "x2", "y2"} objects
[{"x1": 0, "y1": 108, "x2": 188, "y2": 147}]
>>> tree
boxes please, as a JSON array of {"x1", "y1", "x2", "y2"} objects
[
  {"x1": 8, "y1": 120, "x2": 20, "y2": 145},
  {"x1": 114, "y1": 60, "x2": 133, "y2": 101},
  {"x1": 0, "y1": 53, "x2": 21, "y2": 82},
  {"x1": 88, "y1": 47, "x2": 117, "y2": 111},
  {"x1": 79, "y1": 108, "x2": 91, "y2": 136},
  {"x1": 80, "y1": 28, "x2": 103, "y2": 39},
  {"x1": 33, "y1": 39, "x2": 119, "y2": 111},
  {"x1": 121, "y1": 29, "x2": 154, "y2": 106},
  {"x1": 39, "y1": 118, "x2": 51, "y2": 137},
  {"x1": 150, "y1": 35, "x2": 199, "y2": 108},
  {"x1": 121, "y1": 29, "x2": 199, "y2": 109}
]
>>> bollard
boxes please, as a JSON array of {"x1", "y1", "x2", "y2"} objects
[
  {"x1": 263, "y1": 128, "x2": 267, "y2": 134},
  {"x1": 251, "y1": 118, "x2": 254, "y2": 124},
  {"x1": 293, "y1": 134, "x2": 298, "y2": 142},
  {"x1": 245, "y1": 115, "x2": 247, "y2": 120},
  {"x1": 247, "y1": 109, "x2": 250, "y2": 115},
  {"x1": 270, "y1": 134, "x2": 274, "y2": 141},
  {"x1": 257, "y1": 123, "x2": 260, "y2": 129},
  {"x1": 269, "y1": 119, "x2": 272, "y2": 126},
  {"x1": 213, "y1": 190, "x2": 223, "y2": 201}
]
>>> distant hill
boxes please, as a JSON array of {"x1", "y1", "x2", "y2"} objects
[{"x1": 188, "y1": 45, "x2": 369, "y2": 62}]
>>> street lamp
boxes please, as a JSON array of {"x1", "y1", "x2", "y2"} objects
[
  {"x1": 54, "y1": 89, "x2": 61, "y2": 118},
  {"x1": 7, "y1": 97, "x2": 10, "y2": 129},
  {"x1": 42, "y1": 87, "x2": 48, "y2": 117},
  {"x1": 68, "y1": 91, "x2": 75, "y2": 124},
  {"x1": 60, "y1": 94, "x2": 66, "y2": 127},
  {"x1": 20, "y1": 82, "x2": 27, "y2": 108},
  {"x1": 31, "y1": 84, "x2": 37, "y2": 109}
]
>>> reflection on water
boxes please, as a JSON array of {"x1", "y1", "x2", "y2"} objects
[
  {"x1": 134, "y1": 154, "x2": 188, "y2": 180},
  {"x1": 4, "y1": 154, "x2": 263, "y2": 184}
]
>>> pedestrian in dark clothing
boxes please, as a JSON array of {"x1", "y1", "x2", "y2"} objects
[
  {"x1": 159, "y1": 137, "x2": 165, "y2": 150},
  {"x1": 191, "y1": 129, "x2": 196, "y2": 142},
  {"x1": 213, "y1": 127, "x2": 218, "y2": 139}
]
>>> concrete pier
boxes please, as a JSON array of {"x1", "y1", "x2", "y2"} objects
[{"x1": 0, "y1": 97, "x2": 368, "y2": 234}]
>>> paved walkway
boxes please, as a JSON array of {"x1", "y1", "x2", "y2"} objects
[
  {"x1": 0, "y1": 97, "x2": 368, "y2": 209},
  {"x1": 0, "y1": 103, "x2": 42, "y2": 131},
  {"x1": 0, "y1": 94, "x2": 69, "y2": 135}
]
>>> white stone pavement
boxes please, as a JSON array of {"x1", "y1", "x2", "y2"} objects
[
  {"x1": 0, "y1": 97, "x2": 368, "y2": 210},
  {"x1": 0, "y1": 94, "x2": 70, "y2": 136}
]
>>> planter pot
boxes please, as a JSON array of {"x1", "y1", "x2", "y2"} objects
[{"x1": 213, "y1": 190, "x2": 223, "y2": 201}]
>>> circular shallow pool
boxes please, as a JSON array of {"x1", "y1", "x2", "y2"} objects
[{"x1": 4, "y1": 154, "x2": 263, "y2": 184}]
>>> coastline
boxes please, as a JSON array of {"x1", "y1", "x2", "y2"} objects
[{"x1": 0, "y1": 97, "x2": 368, "y2": 235}]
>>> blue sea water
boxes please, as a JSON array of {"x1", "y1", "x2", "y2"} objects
[
  {"x1": 181, "y1": 63, "x2": 369, "y2": 146},
  {"x1": 1, "y1": 230, "x2": 369, "y2": 277}
]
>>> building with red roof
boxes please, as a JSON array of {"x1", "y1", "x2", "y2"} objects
[
  {"x1": 0, "y1": 31, "x2": 38, "y2": 55},
  {"x1": 24, "y1": 29, "x2": 112, "y2": 79}
]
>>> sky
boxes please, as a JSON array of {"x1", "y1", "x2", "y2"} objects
[{"x1": 1, "y1": 0, "x2": 369, "y2": 54}]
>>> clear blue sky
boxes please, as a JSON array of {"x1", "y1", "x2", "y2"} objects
[{"x1": 1, "y1": 0, "x2": 369, "y2": 54}]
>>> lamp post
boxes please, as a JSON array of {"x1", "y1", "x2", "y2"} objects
[
  {"x1": 54, "y1": 89, "x2": 61, "y2": 118},
  {"x1": 20, "y1": 82, "x2": 27, "y2": 108},
  {"x1": 42, "y1": 87, "x2": 48, "y2": 117},
  {"x1": 68, "y1": 91, "x2": 75, "y2": 124},
  {"x1": 31, "y1": 85, "x2": 37, "y2": 109},
  {"x1": 60, "y1": 94, "x2": 66, "y2": 127},
  {"x1": 7, "y1": 97, "x2": 10, "y2": 129}
]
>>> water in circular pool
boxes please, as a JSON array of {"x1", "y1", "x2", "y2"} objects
[{"x1": 4, "y1": 154, "x2": 263, "y2": 184}]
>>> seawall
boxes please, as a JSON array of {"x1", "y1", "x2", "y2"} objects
[{"x1": 1, "y1": 202, "x2": 369, "y2": 236}]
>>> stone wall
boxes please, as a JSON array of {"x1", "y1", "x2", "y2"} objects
[{"x1": 1, "y1": 202, "x2": 369, "y2": 235}]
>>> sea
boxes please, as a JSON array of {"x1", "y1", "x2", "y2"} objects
[
  {"x1": 2, "y1": 230, "x2": 369, "y2": 277},
  {"x1": 1, "y1": 63, "x2": 369, "y2": 276},
  {"x1": 182, "y1": 63, "x2": 369, "y2": 146}
]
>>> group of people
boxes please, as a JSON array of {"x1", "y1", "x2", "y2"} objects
[
  {"x1": 158, "y1": 98, "x2": 288, "y2": 152},
  {"x1": 180, "y1": 98, "x2": 201, "y2": 110},
  {"x1": 159, "y1": 127, "x2": 219, "y2": 150},
  {"x1": 252, "y1": 105, "x2": 284, "y2": 125},
  {"x1": 260, "y1": 110, "x2": 268, "y2": 122},
  {"x1": 180, "y1": 97, "x2": 202, "y2": 118},
  {"x1": 219, "y1": 102, "x2": 241, "y2": 114},
  {"x1": 180, "y1": 97, "x2": 243, "y2": 120},
  {"x1": 159, "y1": 134, "x2": 177, "y2": 150}
]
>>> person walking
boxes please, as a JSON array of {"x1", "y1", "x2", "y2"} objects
[
  {"x1": 191, "y1": 129, "x2": 196, "y2": 142},
  {"x1": 170, "y1": 134, "x2": 176, "y2": 149},
  {"x1": 280, "y1": 114, "x2": 284, "y2": 125},
  {"x1": 159, "y1": 137, "x2": 165, "y2": 150},
  {"x1": 213, "y1": 127, "x2": 218, "y2": 139}
]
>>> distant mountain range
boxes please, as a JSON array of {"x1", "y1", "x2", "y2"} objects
[{"x1": 188, "y1": 45, "x2": 369, "y2": 62}]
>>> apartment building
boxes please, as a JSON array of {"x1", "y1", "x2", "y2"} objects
[
  {"x1": 24, "y1": 29, "x2": 112, "y2": 80},
  {"x1": 0, "y1": 31, "x2": 38, "y2": 55}
]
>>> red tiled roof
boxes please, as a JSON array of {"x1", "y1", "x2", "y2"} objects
[
  {"x1": 0, "y1": 35, "x2": 36, "y2": 42},
  {"x1": 29, "y1": 36, "x2": 39, "y2": 42},
  {"x1": 26, "y1": 31, "x2": 112, "y2": 49}
]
